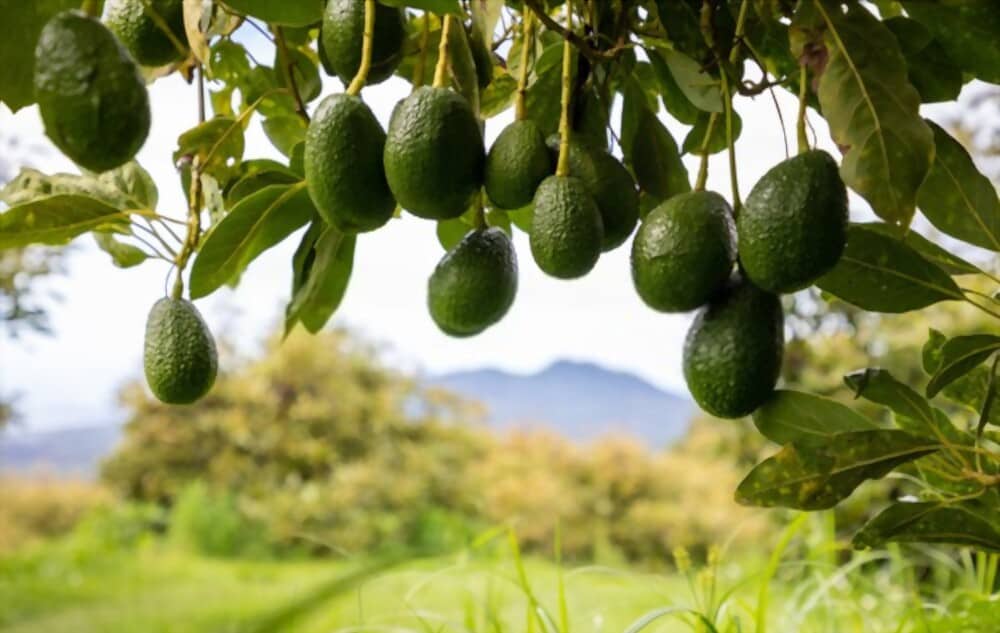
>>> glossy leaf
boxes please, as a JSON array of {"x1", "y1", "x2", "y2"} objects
[
  {"x1": 286, "y1": 227, "x2": 356, "y2": 334},
  {"x1": 883, "y1": 17, "x2": 962, "y2": 104},
  {"x1": 647, "y1": 50, "x2": 699, "y2": 125},
  {"x1": 752, "y1": 390, "x2": 876, "y2": 446},
  {"x1": 1, "y1": 164, "x2": 157, "y2": 211},
  {"x1": 854, "y1": 498, "x2": 1000, "y2": 552},
  {"x1": 0, "y1": 195, "x2": 128, "y2": 248},
  {"x1": 219, "y1": 0, "x2": 323, "y2": 26},
  {"x1": 926, "y1": 334, "x2": 1000, "y2": 398},
  {"x1": 657, "y1": 48, "x2": 723, "y2": 114},
  {"x1": 865, "y1": 224, "x2": 984, "y2": 277},
  {"x1": 630, "y1": 107, "x2": 690, "y2": 201},
  {"x1": 0, "y1": 0, "x2": 77, "y2": 111},
  {"x1": 817, "y1": 224, "x2": 963, "y2": 313},
  {"x1": 923, "y1": 329, "x2": 1000, "y2": 426},
  {"x1": 174, "y1": 117, "x2": 246, "y2": 179},
  {"x1": 736, "y1": 430, "x2": 939, "y2": 510},
  {"x1": 902, "y1": 1, "x2": 1000, "y2": 84}
]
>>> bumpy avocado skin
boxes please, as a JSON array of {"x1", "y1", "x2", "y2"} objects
[
  {"x1": 106, "y1": 0, "x2": 187, "y2": 67},
  {"x1": 484, "y1": 120, "x2": 553, "y2": 210},
  {"x1": 305, "y1": 94, "x2": 394, "y2": 233},
  {"x1": 530, "y1": 175, "x2": 604, "y2": 279},
  {"x1": 320, "y1": 0, "x2": 405, "y2": 85},
  {"x1": 738, "y1": 150, "x2": 848, "y2": 293},
  {"x1": 428, "y1": 228, "x2": 518, "y2": 337},
  {"x1": 631, "y1": 191, "x2": 736, "y2": 312},
  {"x1": 383, "y1": 87, "x2": 485, "y2": 220},
  {"x1": 683, "y1": 275, "x2": 784, "y2": 419},
  {"x1": 35, "y1": 11, "x2": 151, "y2": 173},
  {"x1": 144, "y1": 298, "x2": 219, "y2": 405}
]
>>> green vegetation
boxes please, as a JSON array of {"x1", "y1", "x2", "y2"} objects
[
  {"x1": 428, "y1": 228, "x2": 518, "y2": 337},
  {"x1": 738, "y1": 150, "x2": 849, "y2": 293},
  {"x1": 106, "y1": 0, "x2": 187, "y2": 67},
  {"x1": 484, "y1": 120, "x2": 552, "y2": 211},
  {"x1": 34, "y1": 11, "x2": 149, "y2": 172},
  {"x1": 319, "y1": 0, "x2": 405, "y2": 85},
  {"x1": 142, "y1": 297, "x2": 218, "y2": 405},
  {"x1": 529, "y1": 175, "x2": 603, "y2": 279}
]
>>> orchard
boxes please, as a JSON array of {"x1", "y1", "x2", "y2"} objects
[{"x1": 2, "y1": 0, "x2": 1000, "y2": 554}]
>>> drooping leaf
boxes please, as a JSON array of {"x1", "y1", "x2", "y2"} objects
[
  {"x1": 629, "y1": 107, "x2": 690, "y2": 201},
  {"x1": 0, "y1": 0, "x2": 77, "y2": 111},
  {"x1": 752, "y1": 390, "x2": 876, "y2": 446},
  {"x1": 926, "y1": 334, "x2": 1000, "y2": 398},
  {"x1": 865, "y1": 224, "x2": 985, "y2": 277},
  {"x1": 647, "y1": 50, "x2": 699, "y2": 125},
  {"x1": 285, "y1": 227, "x2": 356, "y2": 334},
  {"x1": 219, "y1": 0, "x2": 324, "y2": 26},
  {"x1": 174, "y1": 117, "x2": 246, "y2": 179},
  {"x1": 814, "y1": 2, "x2": 934, "y2": 228},
  {"x1": 735, "y1": 430, "x2": 940, "y2": 510},
  {"x1": 682, "y1": 110, "x2": 741, "y2": 156},
  {"x1": 817, "y1": 224, "x2": 963, "y2": 313},
  {"x1": 854, "y1": 498, "x2": 1000, "y2": 552},
  {"x1": 262, "y1": 115, "x2": 307, "y2": 157},
  {"x1": 93, "y1": 232, "x2": 149, "y2": 269},
  {"x1": 917, "y1": 121, "x2": 1000, "y2": 252},
  {"x1": 1, "y1": 164, "x2": 157, "y2": 211},
  {"x1": 901, "y1": 0, "x2": 1000, "y2": 84},
  {"x1": 437, "y1": 217, "x2": 472, "y2": 251},
  {"x1": 0, "y1": 195, "x2": 128, "y2": 248},
  {"x1": 189, "y1": 183, "x2": 313, "y2": 299},
  {"x1": 657, "y1": 48, "x2": 723, "y2": 114},
  {"x1": 883, "y1": 17, "x2": 962, "y2": 104}
]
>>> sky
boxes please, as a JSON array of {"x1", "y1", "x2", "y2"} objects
[{"x1": 0, "y1": 25, "x2": 972, "y2": 433}]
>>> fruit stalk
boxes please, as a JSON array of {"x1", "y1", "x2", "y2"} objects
[
  {"x1": 555, "y1": 0, "x2": 574, "y2": 179},
  {"x1": 81, "y1": 0, "x2": 103, "y2": 17},
  {"x1": 346, "y1": 0, "x2": 377, "y2": 96},
  {"x1": 515, "y1": 10, "x2": 534, "y2": 121},
  {"x1": 413, "y1": 16, "x2": 432, "y2": 88},
  {"x1": 797, "y1": 64, "x2": 809, "y2": 154},
  {"x1": 171, "y1": 65, "x2": 207, "y2": 300},
  {"x1": 694, "y1": 114, "x2": 717, "y2": 191},
  {"x1": 722, "y1": 0, "x2": 749, "y2": 213},
  {"x1": 432, "y1": 14, "x2": 454, "y2": 89}
]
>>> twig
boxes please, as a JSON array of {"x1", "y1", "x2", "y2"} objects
[{"x1": 275, "y1": 27, "x2": 310, "y2": 123}]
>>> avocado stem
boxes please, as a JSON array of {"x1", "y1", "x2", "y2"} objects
[
  {"x1": 346, "y1": 0, "x2": 377, "y2": 96},
  {"x1": 413, "y1": 15, "x2": 432, "y2": 89},
  {"x1": 694, "y1": 113, "x2": 718, "y2": 192},
  {"x1": 720, "y1": 71, "x2": 740, "y2": 214},
  {"x1": 433, "y1": 14, "x2": 454, "y2": 89},
  {"x1": 555, "y1": 0, "x2": 574, "y2": 179},
  {"x1": 80, "y1": 0, "x2": 103, "y2": 17},
  {"x1": 797, "y1": 64, "x2": 810, "y2": 155},
  {"x1": 514, "y1": 10, "x2": 534, "y2": 121}
]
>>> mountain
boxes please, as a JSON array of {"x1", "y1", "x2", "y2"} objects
[
  {"x1": 0, "y1": 424, "x2": 121, "y2": 477},
  {"x1": 431, "y1": 360, "x2": 693, "y2": 446}
]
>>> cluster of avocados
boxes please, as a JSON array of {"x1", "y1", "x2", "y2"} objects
[{"x1": 633, "y1": 150, "x2": 848, "y2": 418}]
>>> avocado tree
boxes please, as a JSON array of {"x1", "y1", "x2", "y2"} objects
[{"x1": 2, "y1": 0, "x2": 1000, "y2": 552}]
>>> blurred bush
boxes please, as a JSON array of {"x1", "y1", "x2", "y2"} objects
[{"x1": 0, "y1": 476, "x2": 111, "y2": 552}]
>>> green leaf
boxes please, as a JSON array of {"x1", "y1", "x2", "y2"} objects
[
  {"x1": 816, "y1": 224, "x2": 963, "y2": 313},
  {"x1": 446, "y1": 14, "x2": 480, "y2": 116},
  {"x1": 480, "y1": 74, "x2": 517, "y2": 118},
  {"x1": 219, "y1": 0, "x2": 323, "y2": 26},
  {"x1": 174, "y1": 117, "x2": 246, "y2": 179},
  {"x1": 285, "y1": 227, "x2": 356, "y2": 334},
  {"x1": 437, "y1": 217, "x2": 472, "y2": 251},
  {"x1": 917, "y1": 121, "x2": 1000, "y2": 252},
  {"x1": 0, "y1": 0, "x2": 77, "y2": 111},
  {"x1": 654, "y1": 0, "x2": 707, "y2": 59},
  {"x1": 657, "y1": 48, "x2": 722, "y2": 114},
  {"x1": 630, "y1": 107, "x2": 690, "y2": 201},
  {"x1": 0, "y1": 195, "x2": 128, "y2": 248},
  {"x1": 274, "y1": 47, "x2": 321, "y2": 103},
  {"x1": 923, "y1": 329, "x2": 1000, "y2": 426},
  {"x1": 189, "y1": 183, "x2": 313, "y2": 299},
  {"x1": 752, "y1": 390, "x2": 876, "y2": 446},
  {"x1": 682, "y1": 110, "x2": 741, "y2": 155},
  {"x1": 901, "y1": 1, "x2": 1000, "y2": 84},
  {"x1": 93, "y1": 232, "x2": 148, "y2": 269},
  {"x1": 262, "y1": 115, "x2": 308, "y2": 157},
  {"x1": 96, "y1": 162, "x2": 159, "y2": 210},
  {"x1": 926, "y1": 334, "x2": 1000, "y2": 398},
  {"x1": 978, "y1": 358, "x2": 1000, "y2": 436},
  {"x1": 865, "y1": 224, "x2": 984, "y2": 277},
  {"x1": 854, "y1": 498, "x2": 1000, "y2": 552},
  {"x1": 1, "y1": 164, "x2": 157, "y2": 211},
  {"x1": 382, "y1": 0, "x2": 461, "y2": 14},
  {"x1": 647, "y1": 50, "x2": 700, "y2": 125},
  {"x1": 736, "y1": 430, "x2": 940, "y2": 510},
  {"x1": 814, "y1": 2, "x2": 934, "y2": 228},
  {"x1": 883, "y1": 17, "x2": 962, "y2": 104}
]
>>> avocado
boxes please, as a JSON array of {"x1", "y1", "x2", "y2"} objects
[
  {"x1": 631, "y1": 191, "x2": 736, "y2": 312},
  {"x1": 484, "y1": 120, "x2": 552, "y2": 210},
  {"x1": 428, "y1": 227, "x2": 518, "y2": 336},
  {"x1": 144, "y1": 297, "x2": 218, "y2": 405},
  {"x1": 738, "y1": 150, "x2": 848, "y2": 293},
  {"x1": 683, "y1": 275, "x2": 784, "y2": 419},
  {"x1": 320, "y1": 0, "x2": 405, "y2": 85},
  {"x1": 35, "y1": 11, "x2": 150, "y2": 172},
  {"x1": 305, "y1": 94, "x2": 394, "y2": 233},
  {"x1": 546, "y1": 136, "x2": 639, "y2": 250},
  {"x1": 106, "y1": 0, "x2": 187, "y2": 67},
  {"x1": 383, "y1": 86, "x2": 485, "y2": 220},
  {"x1": 530, "y1": 175, "x2": 603, "y2": 279}
]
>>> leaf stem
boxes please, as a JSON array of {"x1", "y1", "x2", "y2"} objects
[
  {"x1": 275, "y1": 27, "x2": 310, "y2": 122},
  {"x1": 171, "y1": 66, "x2": 208, "y2": 300},
  {"x1": 346, "y1": 0, "x2": 377, "y2": 96},
  {"x1": 515, "y1": 9, "x2": 534, "y2": 121},
  {"x1": 797, "y1": 64, "x2": 809, "y2": 154},
  {"x1": 720, "y1": 70, "x2": 740, "y2": 213},
  {"x1": 413, "y1": 15, "x2": 432, "y2": 89},
  {"x1": 963, "y1": 294, "x2": 1000, "y2": 322},
  {"x1": 433, "y1": 14, "x2": 454, "y2": 89},
  {"x1": 694, "y1": 114, "x2": 719, "y2": 192},
  {"x1": 555, "y1": 0, "x2": 574, "y2": 179}
]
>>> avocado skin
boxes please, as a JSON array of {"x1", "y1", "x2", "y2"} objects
[
  {"x1": 631, "y1": 191, "x2": 736, "y2": 312},
  {"x1": 384, "y1": 87, "x2": 485, "y2": 220},
  {"x1": 546, "y1": 136, "x2": 639, "y2": 251},
  {"x1": 106, "y1": 0, "x2": 187, "y2": 67},
  {"x1": 305, "y1": 94, "x2": 394, "y2": 233},
  {"x1": 320, "y1": 0, "x2": 405, "y2": 85},
  {"x1": 530, "y1": 175, "x2": 603, "y2": 279},
  {"x1": 144, "y1": 298, "x2": 218, "y2": 405},
  {"x1": 35, "y1": 11, "x2": 150, "y2": 172},
  {"x1": 738, "y1": 150, "x2": 848, "y2": 293},
  {"x1": 683, "y1": 275, "x2": 784, "y2": 419},
  {"x1": 428, "y1": 228, "x2": 518, "y2": 337},
  {"x1": 484, "y1": 120, "x2": 553, "y2": 210}
]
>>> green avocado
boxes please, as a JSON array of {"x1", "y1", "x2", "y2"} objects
[
  {"x1": 320, "y1": 0, "x2": 405, "y2": 85},
  {"x1": 547, "y1": 136, "x2": 639, "y2": 251},
  {"x1": 35, "y1": 11, "x2": 150, "y2": 173},
  {"x1": 737, "y1": 150, "x2": 848, "y2": 293},
  {"x1": 383, "y1": 86, "x2": 485, "y2": 220},
  {"x1": 530, "y1": 175, "x2": 603, "y2": 279},
  {"x1": 304, "y1": 94, "x2": 394, "y2": 233},
  {"x1": 144, "y1": 297, "x2": 218, "y2": 405},
  {"x1": 683, "y1": 275, "x2": 784, "y2": 419},
  {"x1": 106, "y1": 0, "x2": 187, "y2": 67},
  {"x1": 484, "y1": 120, "x2": 552, "y2": 210},
  {"x1": 428, "y1": 227, "x2": 518, "y2": 337},
  {"x1": 631, "y1": 191, "x2": 736, "y2": 312}
]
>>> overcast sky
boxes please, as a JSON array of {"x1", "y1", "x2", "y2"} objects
[{"x1": 0, "y1": 27, "x2": 972, "y2": 433}]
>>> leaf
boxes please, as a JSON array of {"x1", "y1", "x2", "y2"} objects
[
  {"x1": 736, "y1": 430, "x2": 940, "y2": 511},
  {"x1": 752, "y1": 390, "x2": 876, "y2": 446},
  {"x1": 816, "y1": 224, "x2": 963, "y2": 313},
  {"x1": 657, "y1": 48, "x2": 722, "y2": 114},
  {"x1": 189, "y1": 183, "x2": 313, "y2": 299},
  {"x1": 923, "y1": 329, "x2": 1000, "y2": 426},
  {"x1": 926, "y1": 334, "x2": 1000, "y2": 398},
  {"x1": 1, "y1": 166, "x2": 151, "y2": 211},
  {"x1": 682, "y1": 110, "x2": 741, "y2": 156},
  {"x1": 480, "y1": 74, "x2": 516, "y2": 118},
  {"x1": 0, "y1": 195, "x2": 128, "y2": 248},
  {"x1": 883, "y1": 17, "x2": 962, "y2": 104},
  {"x1": 814, "y1": 2, "x2": 934, "y2": 228},
  {"x1": 96, "y1": 162, "x2": 159, "y2": 210},
  {"x1": 654, "y1": 0, "x2": 707, "y2": 59},
  {"x1": 94, "y1": 232, "x2": 148, "y2": 269},
  {"x1": 854, "y1": 498, "x2": 1000, "y2": 552},
  {"x1": 647, "y1": 50, "x2": 699, "y2": 125},
  {"x1": 901, "y1": 1, "x2": 1000, "y2": 84},
  {"x1": 382, "y1": 0, "x2": 461, "y2": 14},
  {"x1": 0, "y1": 0, "x2": 77, "y2": 111},
  {"x1": 262, "y1": 115, "x2": 307, "y2": 157},
  {"x1": 917, "y1": 121, "x2": 1000, "y2": 252},
  {"x1": 174, "y1": 117, "x2": 246, "y2": 178},
  {"x1": 219, "y1": 0, "x2": 323, "y2": 26},
  {"x1": 630, "y1": 107, "x2": 690, "y2": 201},
  {"x1": 183, "y1": 0, "x2": 210, "y2": 63},
  {"x1": 286, "y1": 227, "x2": 356, "y2": 334},
  {"x1": 865, "y1": 224, "x2": 985, "y2": 277},
  {"x1": 446, "y1": 14, "x2": 480, "y2": 116},
  {"x1": 978, "y1": 357, "x2": 1000, "y2": 436},
  {"x1": 437, "y1": 217, "x2": 472, "y2": 251}
]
